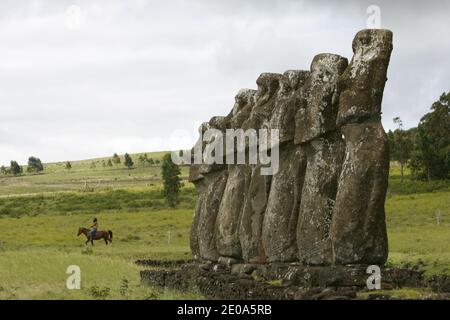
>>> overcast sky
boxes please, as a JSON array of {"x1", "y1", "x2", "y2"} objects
[{"x1": 0, "y1": 0, "x2": 449, "y2": 165}]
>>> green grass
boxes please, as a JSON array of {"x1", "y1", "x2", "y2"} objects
[
  {"x1": 0, "y1": 151, "x2": 201, "y2": 299},
  {"x1": 0, "y1": 156, "x2": 448, "y2": 299},
  {"x1": 386, "y1": 190, "x2": 450, "y2": 276},
  {"x1": 357, "y1": 288, "x2": 439, "y2": 300},
  {"x1": 385, "y1": 163, "x2": 450, "y2": 275},
  {"x1": 0, "y1": 151, "x2": 189, "y2": 196},
  {"x1": 0, "y1": 186, "x2": 197, "y2": 218},
  {"x1": 0, "y1": 209, "x2": 202, "y2": 299}
]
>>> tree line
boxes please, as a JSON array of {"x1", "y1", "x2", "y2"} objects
[
  {"x1": 86, "y1": 153, "x2": 160, "y2": 170},
  {"x1": 388, "y1": 92, "x2": 449, "y2": 181},
  {"x1": 0, "y1": 152, "x2": 164, "y2": 176},
  {"x1": 0, "y1": 157, "x2": 44, "y2": 176}
]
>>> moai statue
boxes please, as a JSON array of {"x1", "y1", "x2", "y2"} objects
[
  {"x1": 191, "y1": 88, "x2": 258, "y2": 261},
  {"x1": 230, "y1": 89, "x2": 257, "y2": 129},
  {"x1": 242, "y1": 73, "x2": 282, "y2": 131},
  {"x1": 269, "y1": 70, "x2": 311, "y2": 143},
  {"x1": 237, "y1": 73, "x2": 283, "y2": 262},
  {"x1": 189, "y1": 119, "x2": 228, "y2": 261},
  {"x1": 189, "y1": 28, "x2": 393, "y2": 267},
  {"x1": 331, "y1": 29, "x2": 393, "y2": 265},
  {"x1": 261, "y1": 70, "x2": 309, "y2": 262},
  {"x1": 190, "y1": 169, "x2": 228, "y2": 261},
  {"x1": 239, "y1": 163, "x2": 272, "y2": 262},
  {"x1": 295, "y1": 54, "x2": 348, "y2": 265},
  {"x1": 214, "y1": 87, "x2": 260, "y2": 259}
]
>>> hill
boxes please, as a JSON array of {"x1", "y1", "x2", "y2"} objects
[{"x1": 0, "y1": 151, "x2": 190, "y2": 197}]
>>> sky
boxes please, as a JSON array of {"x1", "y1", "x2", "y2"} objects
[{"x1": 0, "y1": 0, "x2": 449, "y2": 165}]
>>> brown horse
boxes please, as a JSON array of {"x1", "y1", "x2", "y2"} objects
[{"x1": 78, "y1": 227, "x2": 113, "y2": 246}]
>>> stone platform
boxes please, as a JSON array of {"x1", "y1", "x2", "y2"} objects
[{"x1": 139, "y1": 261, "x2": 436, "y2": 300}]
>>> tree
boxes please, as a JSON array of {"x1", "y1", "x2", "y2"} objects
[
  {"x1": 112, "y1": 153, "x2": 121, "y2": 165},
  {"x1": 390, "y1": 117, "x2": 413, "y2": 182},
  {"x1": 106, "y1": 159, "x2": 113, "y2": 167},
  {"x1": 90, "y1": 161, "x2": 96, "y2": 169},
  {"x1": 0, "y1": 165, "x2": 7, "y2": 175},
  {"x1": 410, "y1": 92, "x2": 450, "y2": 180},
  {"x1": 138, "y1": 154, "x2": 148, "y2": 167},
  {"x1": 124, "y1": 153, "x2": 134, "y2": 169},
  {"x1": 148, "y1": 158, "x2": 155, "y2": 166},
  {"x1": 27, "y1": 156, "x2": 44, "y2": 173},
  {"x1": 161, "y1": 153, "x2": 181, "y2": 207},
  {"x1": 10, "y1": 161, "x2": 22, "y2": 176},
  {"x1": 65, "y1": 161, "x2": 72, "y2": 170}
]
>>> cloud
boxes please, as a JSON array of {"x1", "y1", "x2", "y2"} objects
[{"x1": 0, "y1": 0, "x2": 449, "y2": 165}]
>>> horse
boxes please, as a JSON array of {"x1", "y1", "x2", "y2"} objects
[{"x1": 77, "y1": 227, "x2": 113, "y2": 246}]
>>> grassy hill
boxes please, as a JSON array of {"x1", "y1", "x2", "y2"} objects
[
  {"x1": 0, "y1": 154, "x2": 448, "y2": 299},
  {"x1": 0, "y1": 151, "x2": 190, "y2": 196}
]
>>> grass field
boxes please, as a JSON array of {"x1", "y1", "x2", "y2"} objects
[
  {"x1": 0, "y1": 209, "x2": 203, "y2": 299},
  {"x1": 0, "y1": 151, "x2": 189, "y2": 196},
  {"x1": 0, "y1": 154, "x2": 449, "y2": 299}
]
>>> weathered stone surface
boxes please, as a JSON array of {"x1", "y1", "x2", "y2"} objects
[
  {"x1": 336, "y1": 29, "x2": 393, "y2": 126},
  {"x1": 215, "y1": 164, "x2": 252, "y2": 259},
  {"x1": 217, "y1": 256, "x2": 240, "y2": 267},
  {"x1": 331, "y1": 121, "x2": 389, "y2": 264},
  {"x1": 257, "y1": 70, "x2": 310, "y2": 263},
  {"x1": 297, "y1": 132, "x2": 344, "y2": 265},
  {"x1": 331, "y1": 29, "x2": 393, "y2": 265},
  {"x1": 293, "y1": 54, "x2": 347, "y2": 265},
  {"x1": 230, "y1": 263, "x2": 258, "y2": 275},
  {"x1": 230, "y1": 89, "x2": 257, "y2": 129},
  {"x1": 140, "y1": 262, "x2": 432, "y2": 300},
  {"x1": 270, "y1": 70, "x2": 310, "y2": 143},
  {"x1": 239, "y1": 164, "x2": 271, "y2": 262},
  {"x1": 189, "y1": 116, "x2": 230, "y2": 261},
  {"x1": 242, "y1": 72, "x2": 282, "y2": 131},
  {"x1": 188, "y1": 119, "x2": 227, "y2": 183},
  {"x1": 190, "y1": 195, "x2": 201, "y2": 259},
  {"x1": 188, "y1": 122, "x2": 210, "y2": 183},
  {"x1": 191, "y1": 170, "x2": 229, "y2": 261},
  {"x1": 214, "y1": 85, "x2": 264, "y2": 261},
  {"x1": 294, "y1": 54, "x2": 348, "y2": 144},
  {"x1": 190, "y1": 165, "x2": 228, "y2": 261},
  {"x1": 262, "y1": 144, "x2": 306, "y2": 262},
  {"x1": 224, "y1": 72, "x2": 292, "y2": 263}
]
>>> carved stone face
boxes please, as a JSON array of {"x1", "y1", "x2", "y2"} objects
[
  {"x1": 232, "y1": 89, "x2": 256, "y2": 116},
  {"x1": 294, "y1": 53, "x2": 348, "y2": 144},
  {"x1": 336, "y1": 29, "x2": 393, "y2": 126},
  {"x1": 278, "y1": 70, "x2": 309, "y2": 97},
  {"x1": 255, "y1": 73, "x2": 281, "y2": 102},
  {"x1": 352, "y1": 29, "x2": 393, "y2": 56},
  {"x1": 310, "y1": 54, "x2": 348, "y2": 82}
]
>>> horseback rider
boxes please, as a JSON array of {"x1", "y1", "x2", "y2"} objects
[{"x1": 89, "y1": 218, "x2": 98, "y2": 240}]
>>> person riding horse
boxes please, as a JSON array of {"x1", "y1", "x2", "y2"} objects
[
  {"x1": 89, "y1": 218, "x2": 98, "y2": 241},
  {"x1": 77, "y1": 223, "x2": 113, "y2": 246}
]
